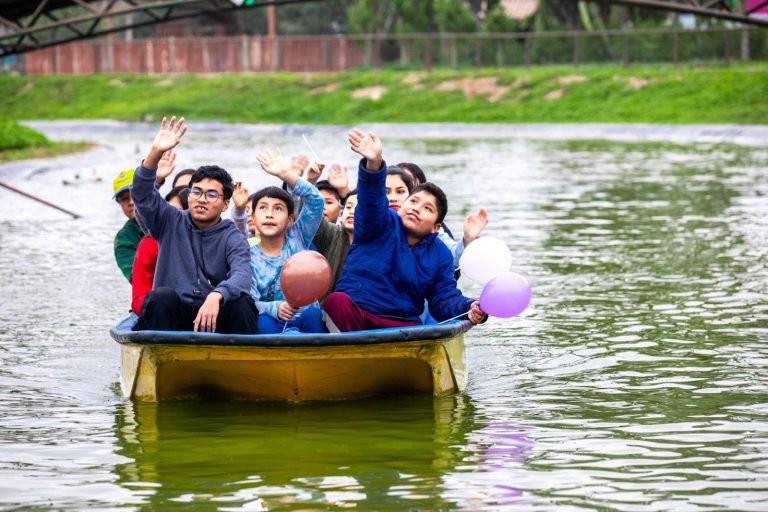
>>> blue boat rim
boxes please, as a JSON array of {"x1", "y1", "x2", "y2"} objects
[{"x1": 110, "y1": 315, "x2": 474, "y2": 348}]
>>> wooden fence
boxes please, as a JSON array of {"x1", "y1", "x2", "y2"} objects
[{"x1": 17, "y1": 27, "x2": 764, "y2": 75}]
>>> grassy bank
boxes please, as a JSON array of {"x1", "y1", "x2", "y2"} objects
[
  {"x1": 0, "y1": 118, "x2": 90, "y2": 162},
  {"x1": 0, "y1": 117, "x2": 90, "y2": 162},
  {"x1": 0, "y1": 64, "x2": 765, "y2": 124}
]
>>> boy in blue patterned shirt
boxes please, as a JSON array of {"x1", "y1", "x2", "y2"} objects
[{"x1": 245, "y1": 149, "x2": 327, "y2": 334}]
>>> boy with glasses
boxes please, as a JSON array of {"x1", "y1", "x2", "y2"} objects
[{"x1": 131, "y1": 116, "x2": 258, "y2": 334}]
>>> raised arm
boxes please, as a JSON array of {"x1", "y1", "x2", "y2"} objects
[
  {"x1": 327, "y1": 164, "x2": 351, "y2": 201},
  {"x1": 290, "y1": 176, "x2": 325, "y2": 247},
  {"x1": 132, "y1": 116, "x2": 188, "y2": 239},
  {"x1": 348, "y1": 128, "x2": 383, "y2": 172},
  {"x1": 230, "y1": 181, "x2": 250, "y2": 238},
  {"x1": 144, "y1": 116, "x2": 188, "y2": 169},
  {"x1": 347, "y1": 128, "x2": 390, "y2": 243}
]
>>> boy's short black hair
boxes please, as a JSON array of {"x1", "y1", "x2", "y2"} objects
[
  {"x1": 172, "y1": 168, "x2": 196, "y2": 188},
  {"x1": 164, "y1": 185, "x2": 190, "y2": 210},
  {"x1": 386, "y1": 166, "x2": 414, "y2": 193},
  {"x1": 397, "y1": 162, "x2": 426, "y2": 186},
  {"x1": 251, "y1": 186, "x2": 294, "y2": 216},
  {"x1": 411, "y1": 182, "x2": 447, "y2": 226},
  {"x1": 189, "y1": 165, "x2": 234, "y2": 200},
  {"x1": 316, "y1": 180, "x2": 341, "y2": 202}
]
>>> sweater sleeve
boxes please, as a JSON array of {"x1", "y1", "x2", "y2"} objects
[
  {"x1": 288, "y1": 177, "x2": 325, "y2": 247},
  {"x1": 255, "y1": 299, "x2": 281, "y2": 320},
  {"x1": 131, "y1": 163, "x2": 178, "y2": 241},
  {"x1": 437, "y1": 228, "x2": 464, "y2": 268},
  {"x1": 213, "y1": 232, "x2": 253, "y2": 303},
  {"x1": 231, "y1": 206, "x2": 249, "y2": 238},
  {"x1": 353, "y1": 158, "x2": 391, "y2": 244},
  {"x1": 426, "y1": 246, "x2": 475, "y2": 322}
]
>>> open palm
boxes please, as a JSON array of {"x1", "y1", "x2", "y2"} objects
[
  {"x1": 152, "y1": 116, "x2": 187, "y2": 153},
  {"x1": 256, "y1": 148, "x2": 287, "y2": 177},
  {"x1": 348, "y1": 128, "x2": 382, "y2": 162}
]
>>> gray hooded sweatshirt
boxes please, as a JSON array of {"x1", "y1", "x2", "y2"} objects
[{"x1": 132, "y1": 164, "x2": 251, "y2": 305}]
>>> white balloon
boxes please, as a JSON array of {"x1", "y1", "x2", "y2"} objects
[{"x1": 459, "y1": 237, "x2": 512, "y2": 285}]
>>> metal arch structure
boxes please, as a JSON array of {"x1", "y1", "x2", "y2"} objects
[
  {"x1": 0, "y1": 0, "x2": 329, "y2": 57},
  {"x1": 0, "y1": 0, "x2": 766, "y2": 58}
]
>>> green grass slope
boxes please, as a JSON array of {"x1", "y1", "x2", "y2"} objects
[{"x1": 0, "y1": 65, "x2": 765, "y2": 124}]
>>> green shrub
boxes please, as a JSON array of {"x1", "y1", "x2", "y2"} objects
[{"x1": 0, "y1": 118, "x2": 49, "y2": 151}]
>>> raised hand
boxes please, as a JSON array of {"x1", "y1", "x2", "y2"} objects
[
  {"x1": 156, "y1": 148, "x2": 177, "y2": 184},
  {"x1": 463, "y1": 208, "x2": 489, "y2": 246},
  {"x1": 289, "y1": 154, "x2": 309, "y2": 177},
  {"x1": 257, "y1": 148, "x2": 289, "y2": 177},
  {"x1": 152, "y1": 116, "x2": 187, "y2": 153},
  {"x1": 145, "y1": 115, "x2": 188, "y2": 169},
  {"x1": 348, "y1": 128, "x2": 383, "y2": 170},
  {"x1": 232, "y1": 181, "x2": 249, "y2": 210},
  {"x1": 306, "y1": 161, "x2": 325, "y2": 185},
  {"x1": 257, "y1": 148, "x2": 298, "y2": 188},
  {"x1": 327, "y1": 164, "x2": 349, "y2": 191}
]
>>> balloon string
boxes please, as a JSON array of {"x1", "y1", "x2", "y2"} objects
[
  {"x1": 302, "y1": 134, "x2": 321, "y2": 164},
  {"x1": 438, "y1": 313, "x2": 468, "y2": 325},
  {"x1": 282, "y1": 322, "x2": 288, "y2": 334}
]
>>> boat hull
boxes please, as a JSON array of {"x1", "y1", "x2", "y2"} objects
[{"x1": 112, "y1": 317, "x2": 471, "y2": 402}]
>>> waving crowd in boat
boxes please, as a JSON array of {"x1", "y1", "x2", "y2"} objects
[{"x1": 113, "y1": 116, "x2": 490, "y2": 335}]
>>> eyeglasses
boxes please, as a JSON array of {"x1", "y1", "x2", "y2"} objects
[{"x1": 189, "y1": 187, "x2": 223, "y2": 202}]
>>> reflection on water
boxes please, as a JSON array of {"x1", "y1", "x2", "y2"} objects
[
  {"x1": 114, "y1": 396, "x2": 509, "y2": 510},
  {"x1": 0, "y1": 122, "x2": 767, "y2": 510}
]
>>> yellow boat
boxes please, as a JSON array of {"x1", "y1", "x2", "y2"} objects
[{"x1": 110, "y1": 316, "x2": 472, "y2": 402}]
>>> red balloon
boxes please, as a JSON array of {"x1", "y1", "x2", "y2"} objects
[{"x1": 279, "y1": 250, "x2": 332, "y2": 307}]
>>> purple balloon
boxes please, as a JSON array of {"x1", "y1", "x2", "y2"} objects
[{"x1": 479, "y1": 272, "x2": 532, "y2": 318}]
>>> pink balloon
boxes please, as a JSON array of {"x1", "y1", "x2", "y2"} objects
[{"x1": 479, "y1": 272, "x2": 531, "y2": 318}]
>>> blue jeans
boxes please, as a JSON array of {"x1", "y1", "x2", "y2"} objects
[{"x1": 257, "y1": 305, "x2": 327, "y2": 334}]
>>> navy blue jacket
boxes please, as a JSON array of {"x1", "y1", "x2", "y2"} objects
[{"x1": 335, "y1": 159, "x2": 474, "y2": 322}]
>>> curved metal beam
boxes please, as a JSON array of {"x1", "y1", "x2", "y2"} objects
[
  {"x1": 0, "y1": 0, "x2": 330, "y2": 57},
  {"x1": 597, "y1": 0, "x2": 768, "y2": 27}
]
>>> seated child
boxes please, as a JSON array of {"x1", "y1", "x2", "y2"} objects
[
  {"x1": 316, "y1": 180, "x2": 342, "y2": 224},
  {"x1": 322, "y1": 129, "x2": 487, "y2": 332},
  {"x1": 242, "y1": 149, "x2": 327, "y2": 334},
  {"x1": 312, "y1": 190, "x2": 357, "y2": 295},
  {"x1": 385, "y1": 166, "x2": 413, "y2": 212}
]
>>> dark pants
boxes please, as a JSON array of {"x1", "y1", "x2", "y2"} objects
[
  {"x1": 322, "y1": 292, "x2": 421, "y2": 332},
  {"x1": 135, "y1": 287, "x2": 259, "y2": 334}
]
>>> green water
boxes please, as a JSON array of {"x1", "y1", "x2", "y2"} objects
[{"x1": 0, "y1": 123, "x2": 766, "y2": 510}]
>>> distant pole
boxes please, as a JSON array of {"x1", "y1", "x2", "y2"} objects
[
  {"x1": 267, "y1": 5, "x2": 276, "y2": 37},
  {"x1": 267, "y1": 5, "x2": 277, "y2": 71},
  {"x1": 0, "y1": 181, "x2": 81, "y2": 219},
  {"x1": 741, "y1": 0, "x2": 750, "y2": 60}
]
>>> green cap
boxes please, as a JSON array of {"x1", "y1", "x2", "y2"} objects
[{"x1": 112, "y1": 168, "x2": 135, "y2": 200}]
